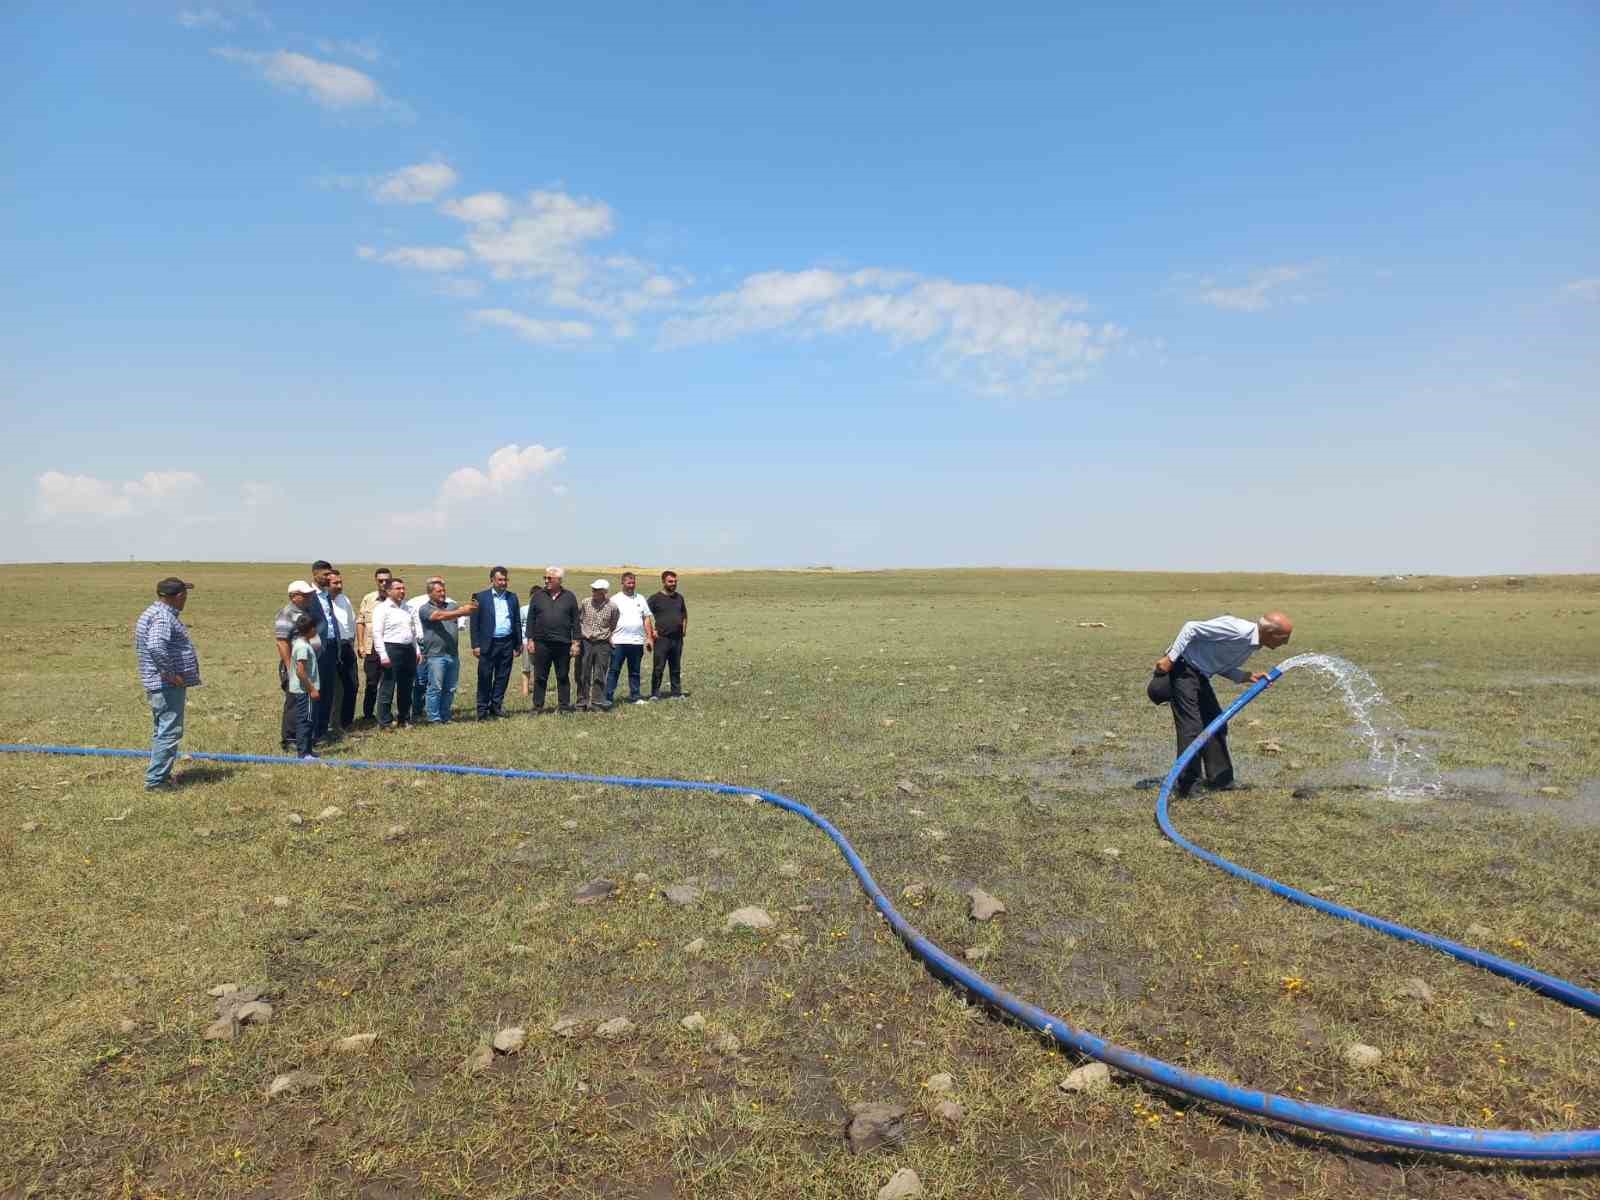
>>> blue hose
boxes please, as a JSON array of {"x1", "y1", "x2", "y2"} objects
[{"x1": 3, "y1": 728, "x2": 1597, "y2": 1160}]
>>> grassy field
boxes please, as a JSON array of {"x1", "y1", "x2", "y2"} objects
[{"x1": 2, "y1": 563, "x2": 1598, "y2": 1200}]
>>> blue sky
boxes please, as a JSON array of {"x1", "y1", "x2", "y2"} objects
[{"x1": 3, "y1": 1, "x2": 1596, "y2": 572}]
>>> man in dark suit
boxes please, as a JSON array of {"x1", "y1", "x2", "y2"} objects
[
  {"x1": 470, "y1": 565, "x2": 522, "y2": 719},
  {"x1": 309, "y1": 560, "x2": 344, "y2": 743}
]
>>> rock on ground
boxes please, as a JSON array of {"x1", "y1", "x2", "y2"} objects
[
  {"x1": 1465, "y1": 923, "x2": 1493, "y2": 940},
  {"x1": 594, "y1": 1016, "x2": 635, "y2": 1041},
  {"x1": 724, "y1": 906, "x2": 774, "y2": 932},
  {"x1": 683, "y1": 937, "x2": 708, "y2": 956},
  {"x1": 713, "y1": 1031, "x2": 741, "y2": 1054},
  {"x1": 1059, "y1": 1062, "x2": 1111, "y2": 1093},
  {"x1": 878, "y1": 1167, "x2": 923, "y2": 1200},
  {"x1": 492, "y1": 1027, "x2": 526, "y2": 1054},
  {"x1": 900, "y1": 882, "x2": 928, "y2": 904},
  {"x1": 933, "y1": 1100, "x2": 964, "y2": 1127},
  {"x1": 1344, "y1": 1042, "x2": 1383, "y2": 1069},
  {"x1": 573, "y1": 878, "x2": 617, "y2": 905},
  {"x1": 266, "y1": 1070, "x2": 323, "y2": 1099},
  {"x1": 1394, "y1": 976, "x2": 1437, "y2": 1007},
  {"x1": 963, "y1": 946, "x2": 990, "y2": 963},
  {"x1": 663, "y1": 884, "x2": 703, "y2": 906},
  {"x1": 550, "y1": 1016, "x2": 584, "y2": 1038},
  {"x1": 967, "y1": 888, "x2": 1007, "y2": 922},
  {"x1": 923, "y1": 1072, "x2": 953, "y2": 1094},
  {"x1": 336, "y1": 1033, "x2": 377, "y2": 1053},
  {"x1": 316, "y1": 806, "x2": 342, "y2": 819},
  {"x1": 680, "y1": 1012, "x2": 706, "y2": 1032},
  {"x1": 845, "y1": 1101, "x2": 907, "y2": 1154},
  {"x1": 464, "y1": 1043, "x2": 495, "y2": 1073}
]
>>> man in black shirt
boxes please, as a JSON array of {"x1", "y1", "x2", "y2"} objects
[
  {"x1": 524, "y1": 566, "x2": 581, "y2": 713},
  {"x1": 647, "y1": 569, "x2": 690, "y2": 700}
]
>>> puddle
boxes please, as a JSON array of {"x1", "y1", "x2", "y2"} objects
[{"x1": 1440, "y1": 770, "x2": 1600, "y2": 827}]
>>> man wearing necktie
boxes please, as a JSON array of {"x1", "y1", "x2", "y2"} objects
[
  {"x1": 470, "y1": 566, "x2": 522, "y2": 719},
  {"x1": 310, "y1": 559, "x2": 344, "y2": 744}
]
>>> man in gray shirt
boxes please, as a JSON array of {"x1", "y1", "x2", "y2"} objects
[
  {"x1": 1148, "y1": 612, "x2": 1293, "y2": 797},
  {"x1": 416, "y1": 580, "x2": 477, "y2": 724},
  {"x1": 576, "y1": 579, "x2": 620, "y2": 711}
]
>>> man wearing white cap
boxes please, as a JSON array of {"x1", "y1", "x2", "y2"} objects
[
  {"x1": 576, "y1": 579, "x2": 619, "y2": 711},
  {"x1": 274, "y1": 580, "x2": 319, "y2": 751}
]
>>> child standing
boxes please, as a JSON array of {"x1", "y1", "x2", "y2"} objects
[{"x1": 288, "y1": 613, "x2": 322, "y2": 759}]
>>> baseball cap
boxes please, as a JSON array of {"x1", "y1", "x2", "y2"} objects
[
  {"x1": 287, "y1": 579, "x2": 314, "y2": 594},
  {"x1": 591, "y1": 578, "x2": 610, "y2": 590},
  {"x1": 156, "y1": 577, "x2": 194, "y2": 597}
]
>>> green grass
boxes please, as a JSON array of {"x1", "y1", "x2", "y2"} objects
[{"x1": 2, "y1": 564, "x2": 1598, "y2": 1199}]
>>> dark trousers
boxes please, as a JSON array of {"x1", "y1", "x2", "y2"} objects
[
  {"x1": 605, "y1": 643, "x2": 644, "y2": 702},
  {"x1": 377, "y1": 643, "x2": 418, "y2": 727},
  {"x1": 335, "y1": 642, "x2": 358, "y2": 728},
  {"x1": 362, "y1": 651, "x2": 383, "y2": 719},
  {"x1": 312, "y1": 641, "x2": 341, "y2": 738},
  {"x1": 289, "y1": 691, "x2": 314, "y2": 756},
  {"x1": 531, "y1": 640, "x2": 573, "y2": 710},
  {"x1": 476, "y1": 636, "x2": 517, "y2": 717},
  {"x1": 1150, "y1": 660, "x2": 1233, "y2": 796},
  {"x1": 577, "y1": 639, "x2": 611, "y2": 708},
  {"x1": 281, "y1": 688, "x2": 297, "y2": 748},
  {"x1": 651, "y1": 634, "x2": 684, "y2": 696}
]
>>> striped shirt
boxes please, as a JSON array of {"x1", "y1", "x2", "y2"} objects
[{"x1": 134, "y1": 602, "x2": 202, "y2": 692}]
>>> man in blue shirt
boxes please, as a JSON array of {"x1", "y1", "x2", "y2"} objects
[
  {"x1": 469, "y1": 566, "x2": 522, "y2": 719},
  {"x1": 1148, "y1": 612, "x2": 1293, "y2": 797},
  {"x1": 134, "y1": 577, "x2": 201, "y2": 790}
]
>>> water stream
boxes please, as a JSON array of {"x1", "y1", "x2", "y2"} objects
[{"x1": 1276, "y1": 652, "x2": 1441, "y2": 796}]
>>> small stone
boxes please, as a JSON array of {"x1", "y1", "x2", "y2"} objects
[
  {"x1": 193, "y1": 828, "x2": 211, "y2": 838},
  {"x1": 663, "y1": 884, "x2": 703, "y2": 907},
  {"x1": 921, "y1": 827, "x2": 948, "y2": 842},
  {"x1": 20, "y1": 821, "x2": 41, "y2": 833},
  {"x1": 117, "y1": 1018, "x2": 137, "y2": 1035},
  {"x1": 967, "y1": 888, "x2": 1006, "y2": 922},
  {"x1": 1288, "y1": 760, "x2": 1304, "y2": 770},
  {"x1": 529, "y1": 900, "x2": 553, "y2": 915},
  {"x1": 286, "y1": 812, "x2": 304, "y2": 826},
  {"x1": 1101, "y1": 731, "x2": 1118, "y2": 741},
  {"x1": 573, "y1": 878, "x2": 617, "y2": 905},
  {"x1": 561, "y1": 819, "x2": 579, "y2": 830},
  {"x1": 272, "y1": 895, "x2": 290, "y2": 908},
  {"x1": 1246, "y1": 719, "x2": 1263, "y2": 729},
  {"x1": 1465, "y1": 923, "x2": 1493, "y2": 940},
  {"x1": 464, "y1": 1043, "x2": 495, "y2": 1073},
  {"x1": 1259, "y1": 740, "x2": 1283, "y2": 754},
  {"x1": 725, "y1": 906, "x2": 775, "y2": 932},
  {"x1": 881, "y1": 719, "x2": 895, "y2": 727},
  {"x1": 790, "y1": 903, "x2": 816, "y2": 914},
  {"x1": 933, "y1": 1099, "x2": 965, "y2": 1127},
  {"x1": 492, "y1": 1027, "x2": 526, "y2": 1054},
  {"x1": 410, "y1": 778, "x2": 425, "y2": 789},
  {"x1": 266, "y1": 1070, "x2": 323, "y2": 1099},
  {"x1": 1099, "y1": 847, "x2": 1121, "y2": 860},
  {"x1": 207, "y1": 983, "x2": 242, "y2": 998},
  {"x1": 506, "y1": 943, "x2": 535, "y2": 956},
  {"x1": 742, "y1": 793, "x2": 763, "y2": 806},
  {"x1": 680, "y1": 1012, "x2": 707, "y2": 1032},
  {"x1": 336, "y1": 1033, "x2": 377, "y2": 1053},
  {"x1": 632, "y1": 872, "x2": 650, "y2": 885},
  {"x1": 963, "y1": 946, "x2": 990, "y2": 963},
  {"x1": 202, "y1": 1015, "x2": 239, "y2": 1041},
  {"x1": 878, "y1": 1167, "x2": 923, "y2": 1200},
  {"x1": 683, "y1": 937, "x2": 707, "y2": 956},
  {"x1": 1394, "y1": 976, "x2": 1436, "y2": 1007},
  {"x1": 1344, "y1": 1042, "x2": 1383, "y2": 1069},
  {"x1": 316, "y1": 806, "x2": 342, "y2": 820},
  {"x1": 594, "y1": 1016, "x2": 635, "y2": 1041},
  {"x1": 383, "y1": 824, "x2": 408, "y2": 840},
  {"x1": 712, "y1": 1031, "x2": 741, "y2": 1054},
  {"x1": 235, "y1": 1001, "x2": 273, "y2": 1026},
  {"x1": 777, "y1": 862, "x2": 801, "y2": 879},
  {"x1": 845, "y1": 1101, "x2": 907, "y2": 1154},
  {"x1": 104, "y1": 808, "x2": 132, "y2": 823},
  {"x1": 1537, "y1": 786, "x2": 1561, "y2": 796},
  {"x1": 1473, "y1": 1012, "x2": 1497, "y2": 1029},
  {"x1": 550, "y1": 1017, "x2": 584, "y2": 1038},
  {"x1": 1059, "y1": 1062, "x2": 1111, "y2": 1093},
  {"x1": 777, "y1": 933, "x2": 804, "y2": 950},
  {"x1": 923, "y1": 1072, "x2": 954, "y2": 1094},
  {"x1": 901, "y1": 882, "x2": 928, "y2": 904},
  {"x1": 895, "y1": 779, "x2": 918, "y2": 795}
]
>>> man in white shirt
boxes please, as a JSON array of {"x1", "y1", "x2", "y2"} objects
[
  {"x1": 372, "y1": 577, "x2": 424, "y2": 729},
  {"x1": 604, "y1": 571, "x2": 655, "y2": 706},
  {"x1": 326, "y1": 570, "x2": 359, "y2": 734},
  {"x1": 1148, "y1": 612, "x2": 1293, "y2": 797}
]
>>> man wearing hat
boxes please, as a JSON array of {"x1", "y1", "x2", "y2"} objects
[
  {"x1": 274, "y1": 580, "x2": 319, "y2": 751},
  {"x1": 134, "y1": 578, "x2": 201, "y2": 790},
  {"x1": 576, "y1": 579, "x2": 619, "y2": 711}
]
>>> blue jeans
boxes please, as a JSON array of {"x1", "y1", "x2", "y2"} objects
[
  {"x1": 425, "y1": 654, "x2": 459, "y2": 723},
  {"x1": 146, "y1": 685, "x2": 187, "y2": 788},
  {"x1": 289, "y1": 691, "x2": 315, "y2": 756},
  {"x1": 605, "y1": 643, "x2": 644, "y2": 702}
]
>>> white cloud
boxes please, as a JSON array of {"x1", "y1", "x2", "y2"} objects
[
  {"x1": 373, "y1": 162, "x2": 458, "y2": 204},
  {"x1": 213, "y1": 48, "x2": 385, "y2": 109},
  {"x1": 471, "y1": 308, "x2": 594, "y2": 343},
  {"x1": 393, "y1": 443, "x2": 568, "y2": 531},
  {"x1": 357, "y1": 244, "x2": 469, "y2": 272},
  {"x1": 457, "y1": 190, "x2": 614, "y2": 285},
  {"x1": 1192, "y1": 265, "x2": 1311, "y2": 312},
  {"x1": 441, "y1": 192, "x2": 512, "y2": 223},
  {"x1": 1563, "y1": 278, "x2": 1600, "y2": 301},
  {"x1": 36, "y1": 470, "x2": 203, "y2": 520}
]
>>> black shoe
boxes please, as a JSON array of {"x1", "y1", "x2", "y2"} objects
[
  {"x1": 647, "y1": 692, "x2": 662, "y2": 701},
  {"x1": 594, "y1": 700, "x2": 614, "y2": 711},
  {"x1": 558, "y1": 705, "x2": 577, "y2": 714},
  {"x1": 670, "y1": 691, "x2": 689, "y2": 699}
]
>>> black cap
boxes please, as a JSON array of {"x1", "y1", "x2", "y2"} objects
[{"x1": 156, "y1": 577, "x2": 195, "y2": 597}]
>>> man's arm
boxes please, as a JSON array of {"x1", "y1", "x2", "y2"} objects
[
  {"x1": 644, "y1": 610, "x2": 656, "y2": 649},
  {"x1": 680, "y1": 596, "x2": 687, "y2": 638},
  {"x1": 372, "y1": 608, "x2": 392, "y2": 666}
]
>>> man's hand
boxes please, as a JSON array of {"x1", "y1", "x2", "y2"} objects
[
  {"x1": 309, "y1": 688, "x2": 321, "y2": 701},
  {"x1": 1154, "y1": 656, "x2": 1173, "y2": 674},
  {"x1": 379, "y1": 658, "x2": 391, "y2": 669},
  {"x1": 162, "y1": 673, "x2": 186, "y2": 688},
  {"x1": 570, "y1": 641, "x2": 580, "y2": 658},
  {"x1": 472, "y1": 648, "x2": 481, "y2": 658},
  {"x1": 1246, "y1": 671, "x2": 1268, "y2": 684}
]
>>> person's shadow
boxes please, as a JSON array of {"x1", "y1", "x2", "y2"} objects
[{"x1": 175, "y1": 764, "x2": 240, "y2": 787}]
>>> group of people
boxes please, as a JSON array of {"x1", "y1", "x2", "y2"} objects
[
  {"x1": 268, "y1": 563, "x2": 691, "y2": 757},
  {"x1": 133, "y1": 567, "x2": 1288, "y2": 795}
]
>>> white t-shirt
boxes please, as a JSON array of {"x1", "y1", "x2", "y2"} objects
[{"x1": 611, "y1": 592, "x2": 652, "y2": 646}]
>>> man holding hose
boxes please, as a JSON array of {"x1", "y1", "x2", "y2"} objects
[{"x1": 1148, "y1": 612, "x2": 1293, "y2": 797}]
